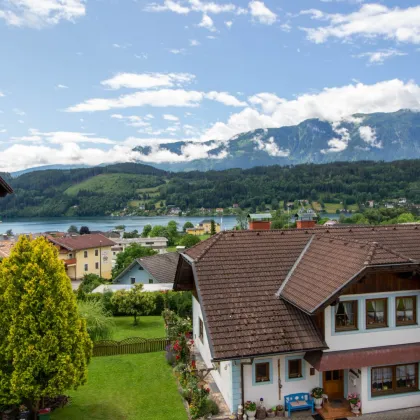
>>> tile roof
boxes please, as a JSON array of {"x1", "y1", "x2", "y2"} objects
[
  {"x1": 0, "y1": 240, "x2": 15, "y2": 258},
  {"x1": 137, "y1": 252, "x2": 179, "y2": 284},
  {"x1": 277, "y1": 236, "x2": 412, "y2": 314},
  {"x1": 0, "y1": 176, "x2": 13, "y2": 197},
  {"x1": 181, "y1": 225, "x2": 420, "y2": 360},
  {"x1": 47, "y1": 233, "x2": 115, "y2": 251}
]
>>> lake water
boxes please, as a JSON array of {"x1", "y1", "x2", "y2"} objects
[{"x1": 0, "y1": 213, "x2": 345, "y2": 235}]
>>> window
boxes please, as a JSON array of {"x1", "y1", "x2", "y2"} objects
[
  {"x1": 130, "y1": 277, "x2": 136, "y2": 284},
  {"x1": 288, "y1": 359, "x2": 302, "y2": 379},
  {"x1": 372, "y1": 364, "x2": 418, "y2": 396},
  {"x1": 69, "y1": 253, "x2": 73, "y2": 258},
  {"x1": 149, "y1": 279, "x2": 153, "y2": 284},
  {"x1": 84, "y1": 264, "x2": 88, "y2": 271},
  {"x1": 138, "y1": 266, "x2": 144, "y2": 270},
  {"x1": 255, "y1": 362, "x2": 270, "y2": 383},
  {"x1": 396, "y1": 296, "x2": 416, "y2": 326},
  {"x1": 335, "y1": 300, "x2": 358, "y2": 331},
  {"x1": 95, "y1": 262, "x2": 99, "y2": 269},
  {"x1": 95, "y1": 249, "x2": 99, "y2": 257},
  {"x1": 84, "y1": 250, "x2": 88, "y2": 258},
  {"x1": 366, "y1": 298, "x2": 388, "y2": 328},
  {"x1": 199, "y1": 318, "x2": 204, "y2": 342}
]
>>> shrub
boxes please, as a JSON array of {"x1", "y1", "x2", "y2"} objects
[{"x1": 77, "y1": 300, "x2": 115, "y2": 341}]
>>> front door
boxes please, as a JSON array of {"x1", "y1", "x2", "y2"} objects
[{"x1": 323, "y1": 370, "x2": 344, "y2": 400}]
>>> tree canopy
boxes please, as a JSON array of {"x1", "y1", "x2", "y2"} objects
[
  {"x1": 112, "y1": 243, "x2": 157, "y2": 278},
  {"x1": 179, "y1": 234, "x2": 201, "y2": 248},
  {"x1": 0, "y1": 236, "x2": 92, "y2": 416}
]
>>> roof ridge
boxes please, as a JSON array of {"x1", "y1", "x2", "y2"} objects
[
  {"x1": 317, "y1": 234, "x2": 371, "y2": 247},
  {"x1": 364, "y1": 242, "x2": 378, "y2": 265},
  {"x1": 376, "y1": 243, "x2": 414, "y2": 263},
  {"x1": 187, "y1": 231, "x2": 225, "y2": 262}
]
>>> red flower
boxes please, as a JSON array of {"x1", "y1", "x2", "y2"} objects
[{"x1": 176, "y1": 355, "x2": 180, "y2": 360}]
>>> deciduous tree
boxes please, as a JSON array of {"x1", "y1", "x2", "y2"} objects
[
  {"x1": 179, "y1": 234, "x2": 201, "y2": 249},
  {"x1": 0, "y1": 236, "x2": 92, "y2": 418},
  {"x1": 112, "y1": 243, "x2": 157, "y2": 278}
]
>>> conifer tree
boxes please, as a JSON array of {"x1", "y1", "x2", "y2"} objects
[{"x1": 0, "y1": 236, "x2": 92, "y2": 418}]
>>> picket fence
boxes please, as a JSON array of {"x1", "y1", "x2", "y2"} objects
[{"x1": 93, "y1": 337, "x2": 169, "y2": 357}]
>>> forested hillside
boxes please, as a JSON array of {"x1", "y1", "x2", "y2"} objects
[{"x1": 0, "y1": 160, "x2": 420, "y2": 218}]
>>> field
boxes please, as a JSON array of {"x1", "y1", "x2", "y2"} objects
[
  {"x1": 64, "y1": 174, "x2": 161, "y2": 196},
  {"x1": 312, "y1": 201, "x2": 359, "y2": 213},
  {"x1": 110, "y1": 316, "x2": 165, "y2": 341},
  {"x1": 51, "y1": 353, "x2": 186, "y2": 420},
  {"x1": 52, "y1": 316, "x2": 186, "y2": 420}
]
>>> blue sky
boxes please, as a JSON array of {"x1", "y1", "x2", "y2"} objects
[{"x1": 0, "y1": 0, "x2": 420, "y2": 171}]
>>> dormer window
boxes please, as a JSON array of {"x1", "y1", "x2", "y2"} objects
[
  {"x1": 366, "y1": 298, "x2": 388, "y2": 329},
  {"x1": 335, "y1": 301, "x2": 358, "y2": 331},
  {"x1": 396, "y1": 296, "x2": 416, "y2": 326}
]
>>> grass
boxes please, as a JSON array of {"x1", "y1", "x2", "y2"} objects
[
  {"x1": 111, "y1": 316, "x2": 165, "y2": 341},
  {"x1": 51, "y1": 353, "x2": 187, "y2": 420},
  {"x1": 312, "y1": 201, "x2": 358, "y2": 213}
]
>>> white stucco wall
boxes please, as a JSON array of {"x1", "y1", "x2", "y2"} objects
[
  {"x1": 324, "y1": 290, "x2": 420, "y2": 352},
  {"x1": 243, "y1": 353, "x2": 321, "y2": 409},
  {"x1": 360, "y1": 365, "x2": 420, "y2": 414},
  {"x1": 192, "y1": 296, "x2": 234, "y2": 412}
]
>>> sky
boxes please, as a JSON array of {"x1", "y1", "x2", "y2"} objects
[{"x1": 1, "y1": 0, "x2": 420, "y2": 171}]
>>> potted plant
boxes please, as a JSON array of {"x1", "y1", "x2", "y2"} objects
[
  {"x1": 311, "y1": 387, "x2": 324, "y2": 409},
  {"x1": 276, "y1": 404, "x2": 284, "y2": 417},
  {"x1": 347, "y1": 393, "x2": 361, "y2": 414},
  {"x1": 244, "y1": 401, "x2": 257, "y2": 419},
  {"x1": 267, "y1": 406, "x2": 276, "y2": 418}
]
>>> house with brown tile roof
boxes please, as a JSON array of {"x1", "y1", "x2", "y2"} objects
[
  {"x1": 45, "y1": 233, "x2": 115, "y2": 281},
  {"x1": 113, "y1": 252, "x2": 179, "y2": 285},
  {"x1": 174, "y1": 225, "x2": 420, "y2": 416}
]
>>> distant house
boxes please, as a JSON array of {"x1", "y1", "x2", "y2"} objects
[
  {"x1": 45, "y1": 234, "x2": 115, "y2": 281},
  {"x1": 399, "y1": 198, "x2": 407, "y2": 205},
  {"x1": 323, "y1": 219, "x2": 338, "y2": 226},
  {"x1": 215, "y1": 208, "x2": 224, "y2": 213},
  {"x1": 186, "y1": 220, "x2": 221, "y2": 236},
  {"x1": 232, "y1": 203, "x2": 239, "y2": 208},
  {"x1": 110, "y1": 237, "x2": 168, "y2": 266},
  {"x1": 113, "y1": 252, "x2": 179, "y2": 285},
  {"x1": 367, "y1": 200, "x2": 375, "y2": 208},
  {"x1": 0, "y1": 176, "x2": 13, "y2": 197},
  {"x1": 385, "y1": 203, "x2": 395, "y2": 209},
  {"x1": 186, "y1": 227, "x2": 206, "y2": 236}
]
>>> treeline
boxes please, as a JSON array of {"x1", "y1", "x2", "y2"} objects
[{"x1": 1, "y1": 160, "x2": 420, "y2": 217}]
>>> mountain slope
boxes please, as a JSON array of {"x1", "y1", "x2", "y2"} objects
[{"x1": 133, "y1": 110, "x2": 420, "y2": 171}]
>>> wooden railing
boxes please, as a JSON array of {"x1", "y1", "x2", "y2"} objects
[{"x1": 93, "y1": 337, "x2": 169, "y2": 357}]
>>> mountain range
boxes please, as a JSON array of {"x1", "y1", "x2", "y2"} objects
[{"x1": 133, "y1": 110, "x2": 420, "y2": 171}]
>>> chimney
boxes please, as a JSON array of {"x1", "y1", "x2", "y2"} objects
[
  {"x1": 296, "y1": 213, "x2": 316, "y2": 229},
  {"x1": 247, "y1": 213, "x2": 272, "y2": 230}
]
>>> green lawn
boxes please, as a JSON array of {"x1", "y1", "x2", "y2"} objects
[
  {"x1": 52, "y1": 353, "x2": 187, "y2": 420},
  {"x1": 111, "y1": 316, "x2": 165, "y2": 341}
]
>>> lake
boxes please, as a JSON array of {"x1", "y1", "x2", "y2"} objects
[{"x1": 0, "y1": 213, "x2": 345, "y2": 235}]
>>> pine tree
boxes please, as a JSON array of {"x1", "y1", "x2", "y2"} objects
[
  {"x1": 210, "y1": 219, "x2": 216, "y2": 236},
  {"x1": 0, "y1": 236, "x2": 92, "y2": 418}
]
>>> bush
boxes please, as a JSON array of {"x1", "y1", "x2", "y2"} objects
[
  {"x1": 77, "y1": 300, "x2": 115, "y2": 341},
  {"x1": 179, "y1": 234, "x2": 201, "y2": 248}
]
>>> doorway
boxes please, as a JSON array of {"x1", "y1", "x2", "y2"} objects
[{"x1": 323, "y1": 370, "x2": 344, "y2": 400}]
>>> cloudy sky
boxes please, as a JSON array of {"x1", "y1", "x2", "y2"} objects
[{"x1": 1, "y1": 0, "x2": 420, "y2": 171}]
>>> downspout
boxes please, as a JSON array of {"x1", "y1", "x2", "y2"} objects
[{"x1": 240, "y1": 358, "x2": 254, "y2": 411}]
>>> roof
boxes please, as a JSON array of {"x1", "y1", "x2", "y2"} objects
[
  {"x1": 199, "y1": 219, "x2": 218, "y2": 224},
  {"x1": 0, "y1": 176, "x2": 13, "y2": 197},
  {"x1": 92, "y1": 283, "x2": 174, "y2": 293},
  {"x1": 178, "y1": 225, "x2": 420, "y2": 360},
  {"x1": 247, "y1": 213, "x2": 272, "y2": 220},
  {"x1": 277, "y1": 235, "x2": 412, "y2": 314},
  {"x1": 138, "y1": 252, "x2": 179, "y2": 284},
  {"x1": 305, "y1": 343, "x2": 420, "y2": 371},
  {"x1": 47, "y1": 233, "x2": 115, "y2": 251},
  {"x1": 114, "y1": 252, "x2": 179, "y2": 284},
  {"x1": 0, "y1": 240, "x2": 15, "y2": 258}
]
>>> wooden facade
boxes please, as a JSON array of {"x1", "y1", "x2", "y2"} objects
[{"x1": 342, "y1": 270, "x2": 420, "y2": 296}]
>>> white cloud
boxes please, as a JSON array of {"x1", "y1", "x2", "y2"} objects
[
  {"x1": 205, "y1": 91, "x2": 247, "y2": 107},
  {"x1": 163, "y1": 114, "x2": 179, "y2": 121},
  {"x1": 134, "y1": 53, "x2": 148, "y2": 59},
  {"x1": 169, "y1": 48, "x2": 187, "y2": 54},
  {"x1": 0, "y1": 0, "x2": 86, "y2": 28},
  {"x1": 145, "y1": 0, "x2": 190, "y2": 14},
  {"x1": 111, "y1": 114, "x2": 151, "y2": 128},
  {"x1": 189, "y1": 0, "x2": 236, "y2": 14},
  {"x1": 13, "y1": 108, "x2": 26, "y2": 116},
  {"x1": 253, "y1": 134, "x2": 290, "y2": 157},
  {"x1": 321, "y1": 122, "x2": 351, "y2": 153},
  {"x1": 0, "y1": 91, "x2": 4, "y2": 97},
  {"x1": 359, "y1": 125, "x2": 382, "y2": 148},
  {"x1": 202, "y1": 79, "x2": 420, "y2": 141},
  {"x1": 56, "y1": 84, "x2": 69, "y2": 89},
  {"x1": 112, "y1": 43, "x2": 131, "y2": 49},
  {"x1": 207, "y1": 35, "x2": 217, "y2": 39},
  {"x1": 189, "y1": 39, "x2": 200, "y2": 46},
  {"x1": 355, "y1": 48, "x2": 407, "y2": 65},
  {"x1": 302, "y1": 4, "x2": 420, "y2": 44},
  {"x1": 0, "y1": 129, "x2": 6, "y2": 133},
  {"x1": 225, "y1": 20, "x2": 233, "y2": 28},
  {"x1": 198, "y1": 14, "x2": 216, "y2": 31},
  {"x1": 101, "y1": 72, "x2": 195, "y2": 90},
  {"x1": 10, "y1": 130, "x2": 116, "y2": 145},
  {"x1": 66, "y1": 89, "x2": 205, "y2": 112},
  {"x1": 249, "y1": 0, "x2": 276, "y2": 25}
]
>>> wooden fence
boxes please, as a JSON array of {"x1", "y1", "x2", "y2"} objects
[{"x1": 93, "y1": 337, "x2": 169, "y2": 357}]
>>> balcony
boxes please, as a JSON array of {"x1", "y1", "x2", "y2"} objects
[{"x1": 64, "y1": 258, "x2": 77, "y2": 266}]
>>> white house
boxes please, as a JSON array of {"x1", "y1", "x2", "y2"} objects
[{"x1": 174, "y1": 226, "x2": 420, "y2": 417}]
